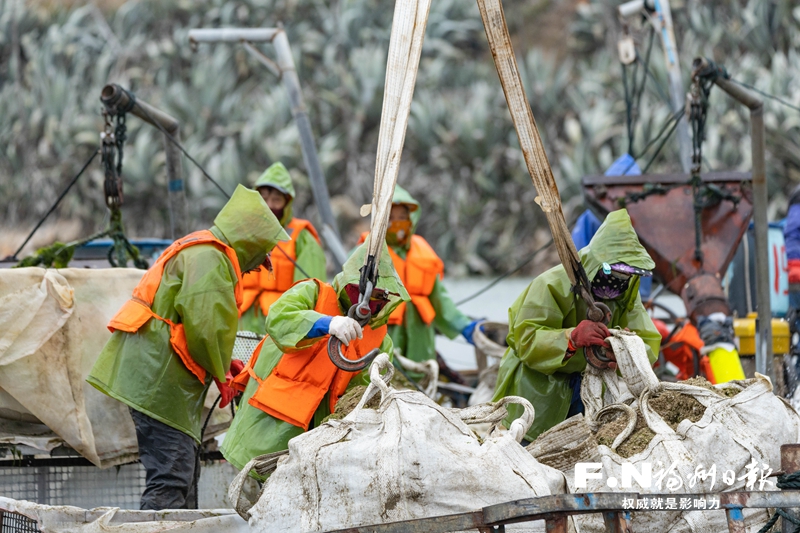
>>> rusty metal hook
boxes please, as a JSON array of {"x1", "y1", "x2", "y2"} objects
[
  {"x1": 578, "y1": 283, "x2": 611, "y2": 325},
  {"x1": 586, "y1": 301, "x2": 615, "y2": 369},
  {"x1": 327, "y1": 337, "x2": 381, "y2": 373},
  {"x1": 589, "y1": 301, "x2": 612, "y2": 325},
  {"x1": 327, "y1": 281, "x2": 380, "y2": 372}
]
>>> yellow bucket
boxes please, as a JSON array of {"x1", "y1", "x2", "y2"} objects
[{"x1": 707, "y1": 345, "x2": 746, "y2": 383}]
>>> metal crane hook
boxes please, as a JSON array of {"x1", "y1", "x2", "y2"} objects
[
  {"x1": 586, "y1": 302, "x2": 614, "y2": 363},
  {"x1": 576, "y1": 284, "x2": 615, "y2": 368},
  {"x1": 327, "y1": 280, "x2": 382, "y2": 372}
]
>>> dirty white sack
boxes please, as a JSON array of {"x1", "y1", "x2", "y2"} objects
[
  {"x1": 468, "y1": 321, "x2": 507, "y2": 407},
  {"x1": 233, "y1": 353, "x2": 569, "y2": 533},
  {"x1": 469, "y1": 362, "x2": 499, "y2": 406},
  {"x1": 394, "y1": 350, "x2": 438, "y2": 398},
  {"x1": 562, "y1": 330, "x2": 800, "y2": 533},
  {"x1": 0, "y1": 496, "x2": 248, "y2": 533},
  {"x1": 0, "y1": 267, "x2": 232, "y2": 467}
]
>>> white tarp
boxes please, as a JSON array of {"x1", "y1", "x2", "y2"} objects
[
  {"x1": 0, "y1": 497, "x2": 249, "y2": 533},
  {"x1": 0, "y1": 268, "x2": 232, "y2": 468}
]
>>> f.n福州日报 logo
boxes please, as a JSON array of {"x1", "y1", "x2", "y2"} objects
[{"x1": 573, "y1": 459, "x2": 774, "y2": 492}]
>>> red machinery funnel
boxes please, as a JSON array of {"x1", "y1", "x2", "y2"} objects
[{"x1": 582, "y1": 172, "x2": 753, "y2": 321}]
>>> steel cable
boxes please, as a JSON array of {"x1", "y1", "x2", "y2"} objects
[
  {"x1": 115, "y1": 88, "x2": 314, "y2": 277},
  {"x1": 729, "y1": 78, "x2": 800, "y2": 114},
  {"x1": 117, "y1": 87, "x2": 232, "y2": 199},
  {"x1": 635, "y1": 108, "x2": 685, "y2": 161},
  {"x1": 10, "y1": 149, "x2": 99, "y2": 260},
  {"x1": 455, "y1": 238, "x2": 553, "y2": 307}
]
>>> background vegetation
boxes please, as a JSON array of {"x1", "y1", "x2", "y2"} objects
[{"x1": 1, "y1": 0, "x2": 799, "y2": 275}]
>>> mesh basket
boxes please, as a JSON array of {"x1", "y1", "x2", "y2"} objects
[
  {"x1": 0, "y1": 511, "x2": 40, "y2": 533},
  {"x1": 233, "y1": 332, "x2": 263, "y2": 366},
  {"x1": 0, "y1": 464, "x2": 145, "y2": 510}
]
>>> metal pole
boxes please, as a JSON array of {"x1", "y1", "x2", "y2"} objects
[
  {"x1": 705, "y1": 70, "x2": 772, "y2": 380},
  {"x1": 272, "y1": 29, "x2": 347, "y2": 267},
  {"x1": 242, "y1": 41, "x2": 282, "y2": 78},
  {"x1": 544, "y1": 514, "x2": 568, "y2": 533},
  {"x1": 101, "y1": 84, "x2": 188, "y2": 239},
  {"x1": 651, "y1": 0, "x2": 692, "y2": 174},
  {"x1": 186, "y1": 27, "x2": 348, "y2": 269},
  {"x1": 750, "y1": 102, "x2": 773, "y2": 379},
  {"x1": 725, "y1": 507, "x2": 747, "y2": 533},
  {"x1": 603, "y1": 511, "x2": 632, "y2": 533}
]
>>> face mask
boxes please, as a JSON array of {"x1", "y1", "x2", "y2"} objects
[
  {"x1": 343, "y1": 283, "x2": 391, "y2": 316},
  {"x1": 270, "y1": 207, "x2": 284, "y2": 222},
  {"x1": 591, "y1": 269, "x2": 631, "y2": 300},
  {"x1": 386, "y1": 219, "x2": 413, "y2": 246},
  {"x1": 243, "y1": 254, "x2": 273, "y2": 275}
]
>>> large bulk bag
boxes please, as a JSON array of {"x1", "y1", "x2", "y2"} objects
[
  {"x1": 468, "y1": 321, "x2": 508, "y2": 407},
  {"x1": 533, "y1": 330, "x2": 800, "y2": 533},
  {"x1": 231, "y1": 353, "x2": 570, "y2": 532}
]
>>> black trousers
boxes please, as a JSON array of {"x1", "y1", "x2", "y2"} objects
[
  {"x1": 566, "y1": 372, "x2": 586, "y2": 418},
  {"x1": 129, "y1": 408, "x2": 200, "y2": 510}
]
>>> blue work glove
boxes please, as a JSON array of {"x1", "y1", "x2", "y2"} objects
[{"x1": 462, "y1": 320, "x2": 485, "y2": 346}]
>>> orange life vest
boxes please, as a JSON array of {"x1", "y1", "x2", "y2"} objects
[
  {"x1": 107, "y1": 230, "x2": 243, "y2": 383},
  {"x1": 654, "y1": 318, "x2": 715, "y2": 383},
  {"x1": 358, "y1": 232, "x2": 444, "y2": 325},
  {"x1": 241, "y1": 279, "x2": 387, "y2": 430},
  {"x1": 240, "y1": 218, "x2": 320, "y2": 316}
]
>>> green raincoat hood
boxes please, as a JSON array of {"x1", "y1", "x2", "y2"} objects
[
  {"x1": 391, "y1": 185, "x2": 421, "y2": 251},
  {"x1": 333, "y1": 238, "x2": 409, "y2": 327},
  {"x1": 579, "y1": 209, "x2": 654, "y2": 281},
  {"x1": 253, "y1": 162, "x2": 296, "y2": 226},
  {"x1": 213, "y1": 184, "x2": 289, "y2": 272}
]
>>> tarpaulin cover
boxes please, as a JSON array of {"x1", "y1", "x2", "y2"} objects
[{"x1": 0, "y1": 268, "x2": 232, "y2": 468}]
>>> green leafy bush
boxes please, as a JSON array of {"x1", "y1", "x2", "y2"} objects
[{"x1": 2, "y1": 0, "x2": 798, "y2": 273}]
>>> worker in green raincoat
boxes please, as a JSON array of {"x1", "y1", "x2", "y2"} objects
[
  {"x1": 221, "y1": 240, "x2": 408, "y2": 478},
  {"x1": 359, "y1": 185, "x2": 480, "y2": 366},
  {"x1": 492, "y1": 208, "x2": 661, "y2": 442},
  {"x1": 239, "y1": 162, "x2": 327, "y2": 335},
  {"x1": 88, "y1": 185, "x2": 288, "y2": 510}
]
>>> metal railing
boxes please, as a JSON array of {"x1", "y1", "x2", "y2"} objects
[{"x1": 325, "y1": 491, "x2": 800, "y2": 533}]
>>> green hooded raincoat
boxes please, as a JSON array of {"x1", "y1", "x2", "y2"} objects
[
  {"x1": 386, "y1": 186, "x2": 471, "y2": 363},
  {"x1": 88, "y1": 185, "x2": 289, "y2": 443},
  {"x1": 492, "y1": 209, "x2": 661, "y2": 442},
  {"x1": 239, "y1": 162, "x2": 328, "y2": 334},
  {"x1": 221, "y1": 239, "x2": 409, "y2": 476}
]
